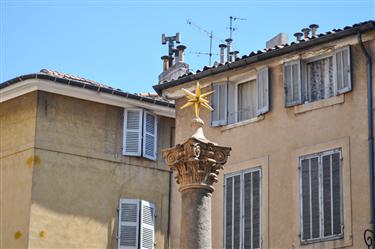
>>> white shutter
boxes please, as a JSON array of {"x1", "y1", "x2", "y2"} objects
[
  {"x1": 123, "y1": 109, "x2": 142, "y2": 156},
  {"x1": 256, "y1": 67, "x2": 270, "y2": 115},
  {"x1": 143, "y1": 111, "x2": 157, "y2": 160},
  {"x1": 335, "y1": 46, "x2": 352, "y2": 94},
  {"x1": 211, "y1": 82, "x2": 227, "y2": 127},
  {"x1": 284, "y1": 60, "x2": 302, "y2": 107},
  {"x1": 118, "y1": 199, "x2": 140, "y2": 249},
  {"x1": 139, "y1": 200, "x2": 156, "y2": 249}
]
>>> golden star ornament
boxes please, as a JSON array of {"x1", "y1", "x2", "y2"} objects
[{"x1": 180, "y1": 82, "x2": 214, "y2": 118}]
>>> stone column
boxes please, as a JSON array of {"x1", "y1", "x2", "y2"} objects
[{"x1": 163, "y1": 118, "x2": 231, "y2": 249}]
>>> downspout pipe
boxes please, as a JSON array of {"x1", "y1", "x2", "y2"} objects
[{"x1": 358, "y1": 31, "x2": 375, "y2": 247}]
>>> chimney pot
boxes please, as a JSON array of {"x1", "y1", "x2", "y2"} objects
[
  {"x1": 294, "y1": 32, "x2": 303, "y2": 41},
  {"x1": 233, "y1": 51, "x2": 239, "y2": 60},
  {"x1": 225, "y1": 38, "x2": 233, "y2": 62},
  {"x1": 161, "y1": 55, "x2": 169, "y2": 71},
  {"x1": 176, "y1": 45, "x2": 186, "y2": 63},
  {"x1": 219, "y1": 44, "x2": 227, "y2": 64},
  {"x1": 309, "y1": 24, "x2": 319, "y2": 37},
  {"x1": 301, "y1": 28, "x2": 311, "y2": 39}
]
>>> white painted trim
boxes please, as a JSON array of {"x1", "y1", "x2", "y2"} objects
[{"x1": 0, "y1": 79, "x2": 175, "y2": 118}]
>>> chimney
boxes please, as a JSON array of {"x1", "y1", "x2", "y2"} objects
[
  {"x1": 301, "y1": 28, "x2": 311, "y2": 39},
  {"x1": 161, "y1": 55, "x2": 169, "y2": 72},
  {"x1": 225, "y1": 38, "x2": 233, "y2": 62},
  {"x1": 219, "y1": 44, "x2": 227, "y2": 64},
  {"x1": 159, "y1": 32, "x2": 189, "y2": 84},
  {"x1": 231, "y1": 51, "x2": 239, "y2": 60},
  {"x1": 309, "y1": 24, "x2": 319, "y2": 38},
  {"x1": 294, "y1": 32, "x2": 303, "y2": 41},
  {"x1": 176, "y1": 45, "x2": 186, "y2": 63},
  {"x1": 266, "y1": 33, "x2": 288, "y2": 49}
]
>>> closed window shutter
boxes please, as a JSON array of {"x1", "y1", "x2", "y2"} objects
[
  {"x1": 256, "y1": 67, "x2": 270, "y2": 115},
  {"x1": 244, "y1": 172, "x2": 252, "y2": 249},
  {"x1": 143, "y1": 111, "x2": 157, "y2": 160},
  {"x1": 323, "y1": 152, "x2": 342, "y2": 237},
  {"x1": 140, "y1": 200, "x2": 156, "y2": 249},
  {"x1": 252, "y1": 171, "x2": 261, "y2": 249},
  {"x1": 233, "y1": 175, "x2": 241, "y2": 249},
  {"x1": 300, "y1": 150, "x2": 343, "y2": 243},
  {"x1": 301, "y1": 158, "x2": 311, "y2": 241},
  {"x1": 224, "y1": 174, "x2": 241, "y2": 248},
  {"x1": 225, "y1": 177, "x2": 233, "y2": 249},
  {"x1": 284, "y1": 60, "x2": 302, "y2": 107},
  {"x1": 335, "y1": 46, "x2": 352, "y2": 94},
  {"x1": 211, "y1": 82, "x2": 227, "y2": 127},
  {"x1": 310, "y1": 157, "x2": 320, "y2": 239},
  {"x1": 227, "y1": 82, "x2": 236, "y2": 124},
  {"x1": 331, "y1": 152, "x2": 342, "y2": 235},
  {"x1": 118, "y1": 199, "x2": 140, "y2": 249},
  {"x1": 123, "y1": 109, "x2": 142, "y2": 156}
]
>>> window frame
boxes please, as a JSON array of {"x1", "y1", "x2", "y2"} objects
[
  {"x1": 224, "y1": 166, "x2": 262, "y2": 249},
  {"x1": 302, "y1": 52, "x2": 337, "y2": 103},
  {"x1": 299, "y1": 148, "x2": 344, "y2": 244},
  {"x1": 123, "y1": 108, "x2": 158, "y2": 161},
  {"x1": 234, "y1": 76, "x2": 257, "y2": 123},
  {"x1": 118, "y1": 199, "x2": 156, "y2": 249}
]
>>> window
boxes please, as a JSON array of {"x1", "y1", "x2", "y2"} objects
[
  {"x1": 299, "y1": 149, "x2": 343, "y2": 243},
  {"x1": 284, "y1": 46, "x2": 351, "y2": 107},
  {"x1": 118, "y1": 199, "x2": 156, "y2": 249},
  {"x1": 211, "y1": 67, "x2": 269, "y2": 127},
  {"x1": 224, "y1": 168, "x2": 261, "y2": 249},
  {"x1": 238, "y1": 80, "x2": 256, "y2": 122},
  {"x1": 123, "y1": 109, "x2": 157, "y2": 160}
]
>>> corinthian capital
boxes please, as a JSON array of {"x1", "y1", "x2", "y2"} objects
[{"x1": 163, "y1": 137, "x2": 231, "y2": 192}]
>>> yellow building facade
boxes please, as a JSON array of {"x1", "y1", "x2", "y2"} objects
[
  {"x1": 154, "y1": 21, "x2": 375, "y2": 249},
  {"x1": 0, "y1": 71, "x2": 175, "y2": 249}
]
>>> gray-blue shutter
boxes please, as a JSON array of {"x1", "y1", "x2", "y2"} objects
[
  {"x1": 284, "y1": 60, "x2": 302, "y2": 107},
  {"x1": 335, "y1": 46, "x2": 352, "y2": 94},
  {"x1": 225, "y1": 177, "x2": 233, "y2": 249},
  {"x1": 252, "y1": 170, "x2": 261, "y2": 249},
  {"x1": 227, "y1": 81, "x2": 236, "y2": 124},
  {"x1": 301, "y1": 158, "x2": 311, "y2": 241},
  {"x1": 211, "y1": 82, "x2": 227, "y2": 127},
  {"x1": 331, "y1": 152, "x2": 342, "y2": 235},
  {"x1": 256, "y1": 67, "x2": 270, "y2": 115}
]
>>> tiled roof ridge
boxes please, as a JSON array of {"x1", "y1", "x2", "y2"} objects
[
  {"x1": 1, "y1": 69, "x2": 175, "y2": 107},
  {"x1": 158, "y1": 20, "x2": 375, "y2": 85},
  {"x1": 40, "y1": 68, "x2": 119, "y2": 91}
]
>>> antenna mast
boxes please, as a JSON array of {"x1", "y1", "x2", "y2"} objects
[
  {"x1": 228, "y1": 16, "x2": 247, "y2": 39},
  {"x1": 187, "y1": 19, "x2": 223, "y2": 66}
]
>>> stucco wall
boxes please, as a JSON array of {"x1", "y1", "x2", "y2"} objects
[
  {"x1": 167, "y1": 34, "x2": 375, "y2": 249},
  {"x1": 0, "y1": 92, "x2": 38, "y2": 249},
  {"x1": 27, "y1": 91, "x2": 174, "y2": 249}
]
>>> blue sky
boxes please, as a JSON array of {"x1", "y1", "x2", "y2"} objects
[{"x1": 1, "y1": 0, "x2": 374, "y2": 93}]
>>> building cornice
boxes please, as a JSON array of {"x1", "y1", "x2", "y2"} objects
[{"x1": 0, "y1": 78, "x2": 175, "y2": 118}]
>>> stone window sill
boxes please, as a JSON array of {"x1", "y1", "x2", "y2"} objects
[
  {"x1": 221, "y1": 115, "x2": 265, "y2": 131},
  {"x1": 294, "y1": 94, "x2": 345, "y2": 115}
]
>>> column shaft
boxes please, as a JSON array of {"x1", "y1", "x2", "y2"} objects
[{"x1": 180, "y1": 188, "x2": 212, "y2": 249}]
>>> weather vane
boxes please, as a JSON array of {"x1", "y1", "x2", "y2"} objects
[{"x1": 180, "y1": 82, "x2": 214, "y2": 119}]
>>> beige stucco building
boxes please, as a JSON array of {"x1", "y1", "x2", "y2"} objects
[
  {"x1": 154, "y1": 21, "x2": 375, "y2": 249},
  {"x1": 0, "y1": 69, "x2": 175, "y2": 249}
]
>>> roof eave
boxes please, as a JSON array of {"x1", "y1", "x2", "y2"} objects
[
  {"x1": 153, "y1": 21, "x2": 375, "y2": 95},
  {"x1": 1, "y1": 73, "x2": 175, "y2": 108}
]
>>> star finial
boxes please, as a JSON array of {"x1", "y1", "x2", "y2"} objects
[{"x1": 180, "y1": 82, "x2": 214, "y2": 118}]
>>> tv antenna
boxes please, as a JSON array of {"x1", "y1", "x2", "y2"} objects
[
  {"x1": 187, "y1": 19, "x2": 224, "y2": 66},
  {"x1": 228, "y1": 16, "x2": 247, "y2": 39}
]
